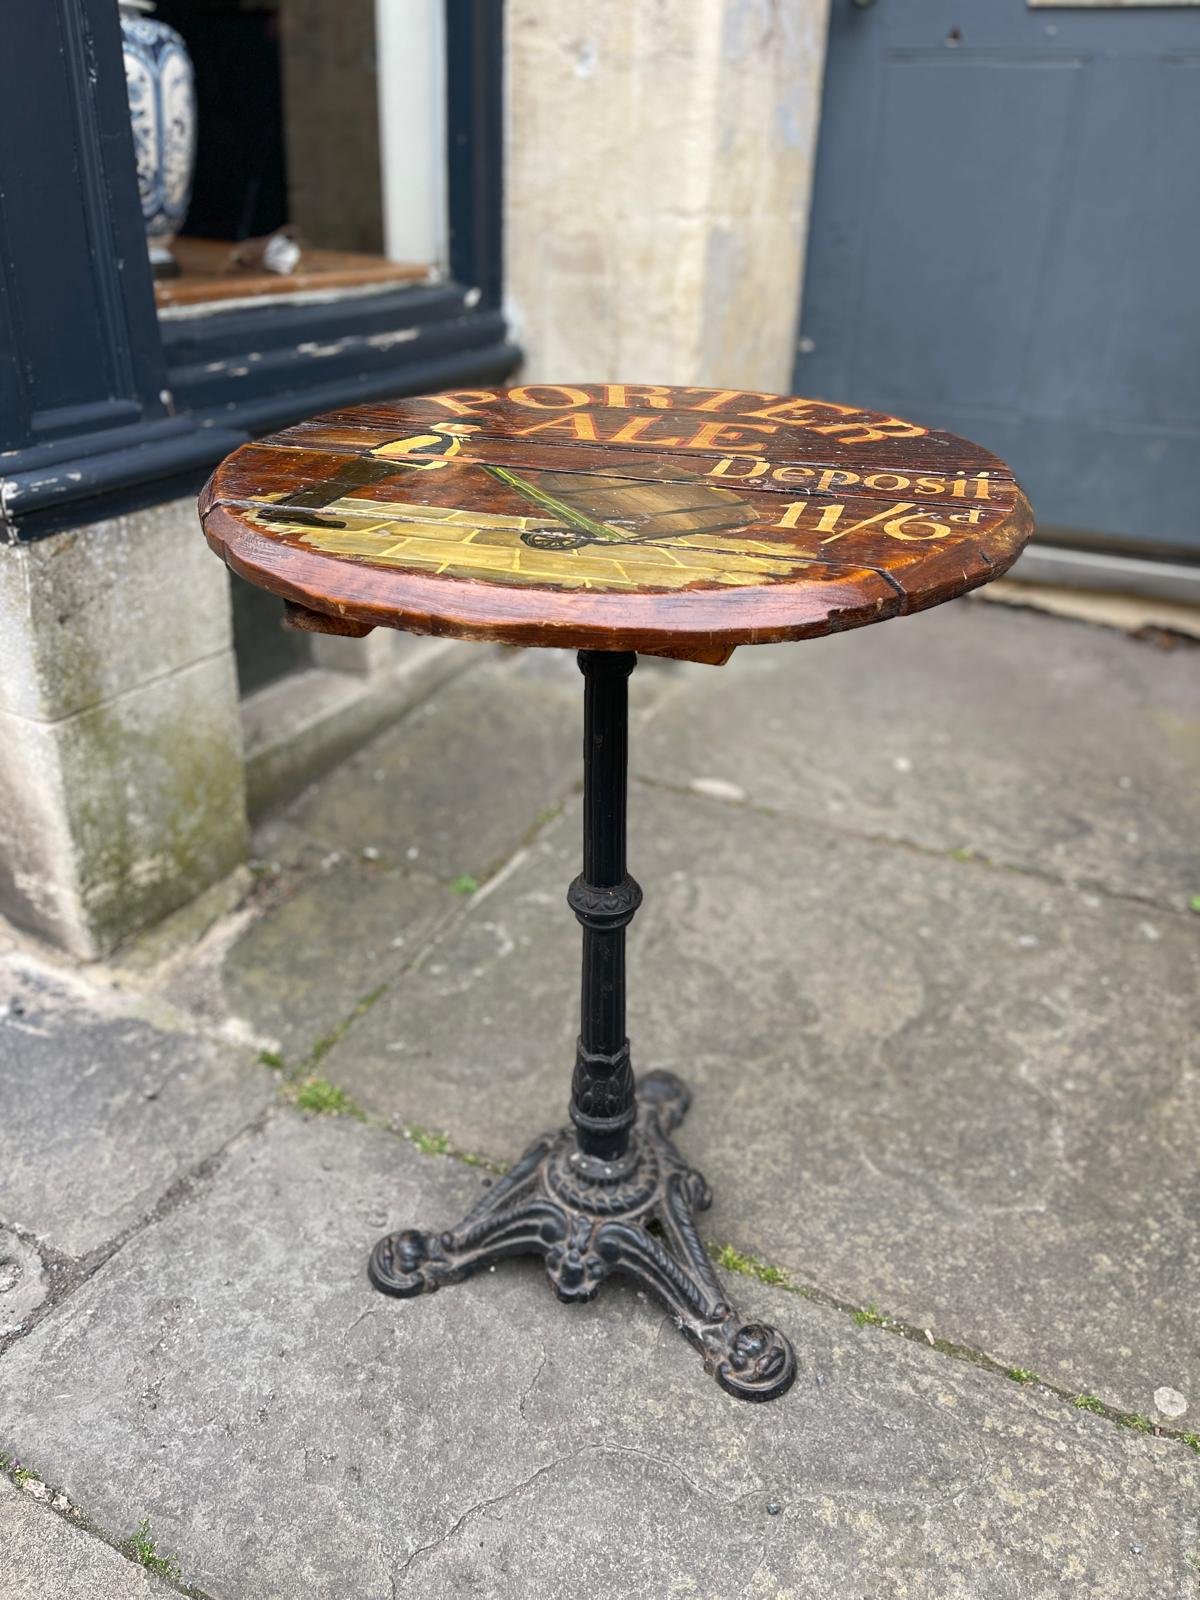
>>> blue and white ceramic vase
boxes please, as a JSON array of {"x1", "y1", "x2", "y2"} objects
[{"x1": 119, "y1": 0, "x2": 197, "y2": 277}]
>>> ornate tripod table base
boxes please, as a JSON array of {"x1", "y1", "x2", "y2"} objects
[
  {"x1": 200, "y1": 382, "x2": 1033, "y2": 1406},
  {"x1": 368, "y1": 1069, "x2": 797, "y2": 1402},
  {"x1": 369, "y1": 647, "x2": 797, "y2": 1401}
]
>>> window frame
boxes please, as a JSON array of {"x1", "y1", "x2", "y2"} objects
[{"x1": 0, "y1": 0, "x2": 515, "y2": 544}]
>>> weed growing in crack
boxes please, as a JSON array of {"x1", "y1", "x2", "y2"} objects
[
  {"x1": 450, "y1": 875, "x2": 480, "y2": 896},
  {"x1": 125, "y1": 1518, "x2": 181, "y2": 1583},
  {"x1": 405, "y1": 1124, "x2": 451, "y2": 1157},
  {"x1": 257, "y1": 1049, "x2": 285, "y2": 1071},
  {"x1": 853, "y1": 1306, "x2": 887, "y2": 1328},
  {"x1": 1074, "y1": 1393, "x2": 1106, "y2": 1415},
  {"x1": 1006, "y1": 1367, "x2": 1038, "y2": 1384},
  {"x1": 290, "y1": 1076, "x2": 366, "y2": 1120},
  {"x1": 457, "y1": 1150, "x2": 494, "y2": 1169}
]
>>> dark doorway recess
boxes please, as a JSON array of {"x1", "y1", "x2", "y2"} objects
[{"x1": 155, "y1": 0, "x2": 289, "y2": 242}]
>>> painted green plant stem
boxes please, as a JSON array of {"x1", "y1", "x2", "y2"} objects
[{"x1": 482, "y1": 464, "x2": 625, "y2": 543}]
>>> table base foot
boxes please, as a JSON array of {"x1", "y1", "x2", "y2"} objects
[{"x1": 367, "y1": 1070, "x2": 796, "y2": 1403}]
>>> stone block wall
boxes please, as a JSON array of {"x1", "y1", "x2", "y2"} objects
[
  {"x1": 0, "y1": 500, "x2": 248, "y2": 959},
  {"x1": 504, "y1": 0, "x2": 831, "y2": 390}
]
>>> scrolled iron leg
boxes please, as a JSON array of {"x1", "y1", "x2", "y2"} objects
[
  {"x1": 368, "y1": 1132, "x2": 561, "y2": 1297},
  {"x1": 367, "y1": 1074, "x2": 796, "y2": 1401}
]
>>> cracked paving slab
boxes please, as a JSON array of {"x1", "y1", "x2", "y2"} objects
[
  {"x1": 0, "y1": 1112, "x2": 1194, "y2": 1599},
  {"x1": 0, "y1": 956, "x2": 273, "y2": 1262},
  {"x1": 0, "y1": 1478, "x2": 164, "y2": 1600},
  {"x1": 634, "y1": 601, "x2": 1199, "y2": 910},
  {"x1": 319, "y1": 786, "x2": 1200, "y2": 1421}
]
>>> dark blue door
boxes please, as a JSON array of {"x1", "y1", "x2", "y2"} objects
[{"x1": 795, "y1": 1, "x2": 1200, "y2": 558}]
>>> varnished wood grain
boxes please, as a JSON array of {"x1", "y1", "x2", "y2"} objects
[{"x1": 200, "y1": 384, "x2": 1033, "y2": 663}]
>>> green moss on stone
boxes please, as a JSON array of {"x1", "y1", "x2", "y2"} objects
[
  {"x1": 711, "y1": 1242, "x2": 792, "y2": 1288},
  {"x1": 309, "y1": 984, "x2": 387, "y2": 1066},
  {"x1": 69, "y1": 680, "x2": 246, "y2": 955}
]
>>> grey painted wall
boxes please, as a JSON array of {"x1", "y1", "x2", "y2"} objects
[{"x1": 796, "y1": 0, "x2": 1200, "y2": 558}]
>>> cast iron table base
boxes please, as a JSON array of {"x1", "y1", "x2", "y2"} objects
[
  {"x1": 368, "y1": 650, "x2": 797, "y2": 1402},
  {"x1": 205, "y1": 381, "x2": 1031, "y2": 1403}
]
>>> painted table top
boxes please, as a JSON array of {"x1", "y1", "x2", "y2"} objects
[{"x1": 200, "y1": 384, "x2": 1033, "y2": 664}]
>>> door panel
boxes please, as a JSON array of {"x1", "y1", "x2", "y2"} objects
[{"x1": 796, "y1": 1, "x2": 1200, "y2": 557}]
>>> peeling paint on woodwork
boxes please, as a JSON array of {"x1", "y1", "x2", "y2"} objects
[
  {"x1": 366, "y1": 329, "x2": 420, "y2": 350},
  {"x1": 296, "y1": 329, "x2": 420, "y2": 361}
]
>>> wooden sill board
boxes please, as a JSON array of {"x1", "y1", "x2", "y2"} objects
[{"x1": 155, "y1": 238, "x2": 430, "y2": 310}]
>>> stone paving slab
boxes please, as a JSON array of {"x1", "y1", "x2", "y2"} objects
[
  {"x1": 166, "y1": 648, "x2": 680, "y2": 1065},
  {"x1": 0, "y1": 1228, "x2": 48, "y2": 1339},
  {"x1": 634, "y1": 602, "x2": 1200, "y2": 910},
  {"x1": 1, "y1": 1112, "x2": 1193, "y2": 1600},
  {"x1": 165, "y1": 854, "x2": 454, "y2": 1065},
  {"x1": 0, "y1": 1479, "x2": 164, "y2": 1600},
  {"x1": 0, "y1": 958, "x2": 272, "y2": 1265},
  {"x1": 282, "y1": 648, "x2": 587, "y2": 884},
  {"x1": 321, "y1": 787, "x2": 1200, "y2": 1420}
]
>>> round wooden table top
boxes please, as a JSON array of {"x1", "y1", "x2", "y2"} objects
[{"x1": 200, "y1": 383, "x2": 1033, "y2": 665}]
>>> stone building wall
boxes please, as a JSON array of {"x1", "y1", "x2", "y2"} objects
[
  {"x1": 0, "y1": 500, "x2": 247, "y2": 959},
  {"x1": 504, "y1": 0, "x2": 830, "y2": 391}
]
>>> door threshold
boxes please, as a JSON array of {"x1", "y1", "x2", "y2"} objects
[{"x1": 981, "y1": 547, "x2": 1200, "y2": 641}]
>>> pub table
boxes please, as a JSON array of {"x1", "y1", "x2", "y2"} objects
[{"x1": 200, "y1": 383, "x2": 1032, "y2": 1402}]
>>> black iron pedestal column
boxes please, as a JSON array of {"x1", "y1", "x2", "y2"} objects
[
  {"x1": 368, "y1": 651, "x2": 796, "y2": 1402},
  {"x1": 568, "y1": 651, "x2": 641, "y2": 1165}
]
